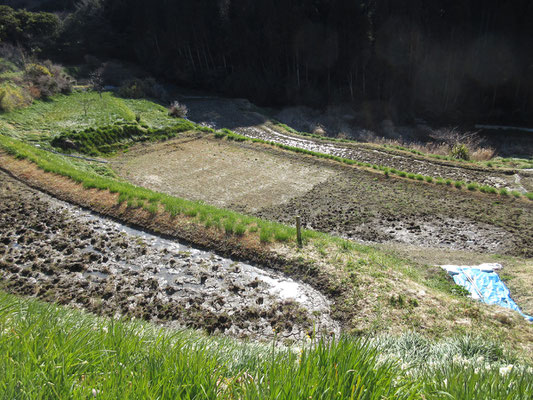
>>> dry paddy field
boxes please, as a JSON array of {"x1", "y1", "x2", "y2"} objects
[{"x1": 111, "y1": 135, "x2": 533, "y2": 258}]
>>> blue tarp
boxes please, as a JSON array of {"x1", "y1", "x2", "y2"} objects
[{"x1": 442, "y1": 264, "x2": 533, "y2": 323}]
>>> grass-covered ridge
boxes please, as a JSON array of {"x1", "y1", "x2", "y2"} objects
[
  {"x1": 1, "y1": 291, "x2": 532, "y2": 399},
  {"x1": 50, "y1": 120, "x2": 211, "y2": 156},
  {"x1": 0, "y1": 91, "x2": 179, "y2": 141}
]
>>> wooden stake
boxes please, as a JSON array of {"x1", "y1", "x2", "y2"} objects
[{"x1": 296, "y1": 215, "x2": 302, "y2": 248}]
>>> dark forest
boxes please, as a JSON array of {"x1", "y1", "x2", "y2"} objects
[{"x1": 3, "y1": 0, "x2": 533, "y2": 125}]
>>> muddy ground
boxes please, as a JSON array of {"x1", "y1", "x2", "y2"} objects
[
  {"x1": 0, "y1": 170, "x2": 339, "y2": 341},
  {"x1": 112, "y1": 136, "x2": 533, "y2": 257}
]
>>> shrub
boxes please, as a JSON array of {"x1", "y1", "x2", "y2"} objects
[
  {"x1": 117, "y1": 77, "x2": 167, "y2": 100},
  {"x1": 454, "y1": 181, "x2": 464, "y2": 189},
  {"x1": 407, "y1": 173, "x2": 416, "y2": 179},
  {"x1": 499, "y1": 188, "x2": 509, "y2": 196},
  {"x1": 0, "y1": 83, "x2": 31, "y2": 111},
  {"x1": 117, "y1": 79, "x2": 146, "y2": 98},
  {"x1": 23, "y1": 61, "x2": 73, "y2": 98},
  {"x1": 425, "y1": 176, "x2": 433, "y2": 183},
  {"x1": 467, "y1": 183, "x2": 478, "y2": 191},
  {"x1": 168, "y1": 101, "x2": 188, "y2": 118},
  {"x1": 450, "y1": 143, "x2": 470, "y2": 160},
  {"x1": 471, "y1": 147, "x2": 496, "y2": 161},
  {"x1": 24, "y1": 63, "x2": 51, "y2": 79}
]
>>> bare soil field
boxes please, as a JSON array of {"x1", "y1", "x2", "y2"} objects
[
  {"x1": 112, "y1": 135, "x2": 337, "y2": 213},
  {"x1": 111, "y1": 135, "x2": 533, "y2": 257}
]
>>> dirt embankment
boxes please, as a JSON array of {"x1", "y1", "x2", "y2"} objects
[{"x1": 0, "y1": 169, "x2": 339, "y2": 340}]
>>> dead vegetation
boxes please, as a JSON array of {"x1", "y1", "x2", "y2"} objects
[{"x1": 355, "y1": 127, "x2": 496, "y2": 161}]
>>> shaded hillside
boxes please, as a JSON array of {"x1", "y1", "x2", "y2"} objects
[
  {"x1": 5, "y1": 1, "x2": 533, "y2": 126},
  {"x1": 100, "y1": 0, "x2": 533, "y2": 125}
]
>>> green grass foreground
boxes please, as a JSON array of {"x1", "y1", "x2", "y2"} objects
[{"x1": 1, "y1": 291, "x2": 532, "y2": 399}]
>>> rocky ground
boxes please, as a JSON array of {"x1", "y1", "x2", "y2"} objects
[{"x1": 0, "y1": 170, "x2": 339, "y2": 341}]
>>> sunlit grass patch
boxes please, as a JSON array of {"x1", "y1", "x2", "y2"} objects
[{"x1": 1, "y1": 292, "x2": 531, "y2": 399}]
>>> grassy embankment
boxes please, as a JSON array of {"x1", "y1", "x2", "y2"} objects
[{"x1": 1, "y1": 291, "x2": 532, "y2": 399}]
